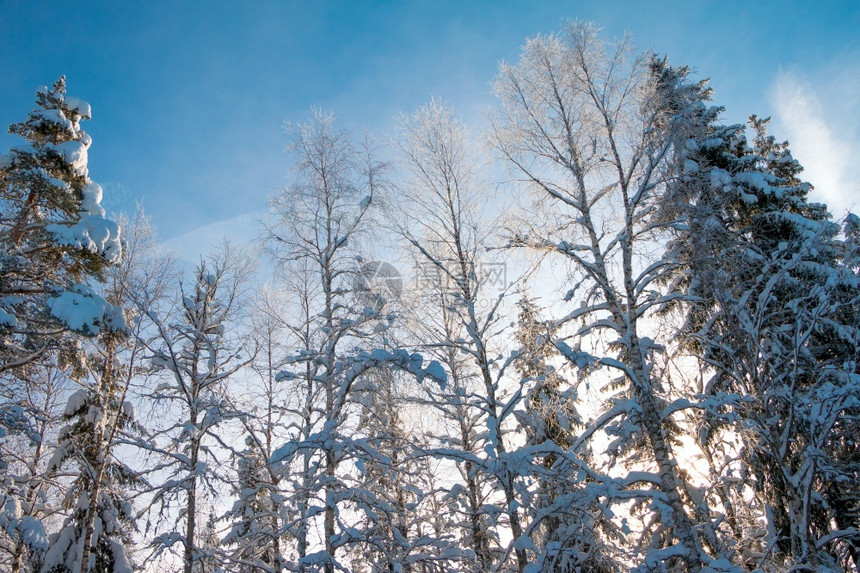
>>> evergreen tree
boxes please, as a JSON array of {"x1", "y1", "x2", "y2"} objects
[
  {"x1": 513, "y1": 297, "x2": 618, "y2": 573},
  {"x1": 492, "y1": 24, "x2": 733, "y2": 571},
  {"x1": 0, "y1": 76, "x2": 122, "y2": 372},
  {"x1": 347, "y1": 365, "x2": 452, "y2": 573},
  {"x1": 41, "y1": 378, "x2": 138, "y2": 573},
  {"x1": 0, "y1": 77, "x2": 122, "y2": 573},
  {"x1": 664, "y1": 85, "x2": 860, "y2": 570},
  {"x1": 221, "y1": 438, "x2": 281, "y2": 572},
  {"x1": 39, "y1": 211, "x2": 162, "y2": 573},
  {"x1": 514, "y1": 297, "x2": 581, "y2": 468}
]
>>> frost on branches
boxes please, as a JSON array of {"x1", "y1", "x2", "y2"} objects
[
  {"x1": 3, "y1": 26, "x2": 858, "y2": 573},
  {"x1": 493, "y1": 23, "x2": 737, "y2": 572},
  {"x1": 138, "y1": 249, "x2": 255, "y2": 573},
  {"x1": 0, "y1": 77, "x2": 124, "y2": 573},
  {"x1": 663, "y1": 100, "x2": 860, "y2": 570},
  {"x1": 265, "y1": 110, "x2": 448, "y2": 573}
]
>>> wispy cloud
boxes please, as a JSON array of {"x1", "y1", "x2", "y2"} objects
[
  {"x1": 163, "y1": 210, "x2": 266, "y2": 270},
  {"x1": 771, "y1": 68, "x2": 859, "y2": 219}
]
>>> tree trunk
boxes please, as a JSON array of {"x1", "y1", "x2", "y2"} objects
[
  {"x1": 324, "y1": 448, "x2": 335, "y2": 573},
  {"x1": 78, "y1": 337, "x2": 118, "y2": 573},
  {"x1": 464, "y1": 458, "x2": 491, "y2": 571},
  {"x1": 185, "y1": 431, "x2": 200, "y2": 573},
  {"x1": 629, "y1": 335, "x2": 703, "y2": 572}
]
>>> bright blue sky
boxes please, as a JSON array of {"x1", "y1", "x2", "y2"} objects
[{"x1": 1, "y1": 1, "x2": 858, "y2": 244}]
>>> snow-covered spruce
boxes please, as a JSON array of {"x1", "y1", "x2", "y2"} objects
[
  {"x1": 663, "y1": 102, "x2": 860, "y2": 570},
  {"x1": 0, "y1": 77, "x2": 124, "y2": 573}
]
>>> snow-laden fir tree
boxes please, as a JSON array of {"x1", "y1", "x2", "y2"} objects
[
  {"x1": 824, "y1": 212, "x2": 860, "y2": 569},
  {"x1": 514, "y1": 297, "x2": 581, "y2": 467},
  {"x1": 512, "y1": 297, "x2": 620, "y2": 572},
  {"x1": 42, "y1": 363, "x2": 138, "y2": 573},
  {"x1": 0, "y1": 77, "x2": 122, "y2": 572},
  {"x1": 221, "y1": 438, "x2": 281, "y2": 572},
  {"x1": 39, "y1": 212, "x2": 164, "y2": 573},
  {"x1": 345, "y1": 364, "x2": 452, "y2": 573},
  {"x1": 662, "y1": 87, "x2": 860, "y2": 570}
]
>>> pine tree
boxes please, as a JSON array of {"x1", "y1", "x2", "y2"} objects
[
  {"x1": 821, "y1": 213, "x2": 860, "y2": 570},
  {"x1": 0, "y1": 77, "x2": 122, "y2": 372},
  {"x1": 514, "y1": 297, "x2": 581, "y2": 468},
  {"x1": 0, "y1": 77, "x2": 122, "y2": 573},
  {"x1": 347, "y1": 364, "x2": 454, "y2": 573},
  {"x1": 41, "y1": 378, "x2": 138, "y2": 573},
  {"x1": 39, "y1": 212, "x2": 163, "y2": 573},
  {"x1": 664, "y1": 85, "x2": 860, "y2": 569}
]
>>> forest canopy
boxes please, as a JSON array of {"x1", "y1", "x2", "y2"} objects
[{"x1": 1, "y1": 21, "x2": 858, "y2": 573}]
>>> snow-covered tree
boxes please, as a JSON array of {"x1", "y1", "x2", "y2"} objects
[
  {"x1": 392, "y1": 100, "x2": 544, "y2": 572},
  {"x1": 511, "y1": 297, "x2": 619, "y2": 573},
  {"x1": 42, "y1": 372, "x2": 138, "y2": 573},
  {"x1": 40, "y1": 211, "x2": 164, "y2": 573},
  {"x1": 0, "y1": 364, "x2": 64, "y2": 573},
  {"x1": 343, "y1": 362, "x2": 458, "y2": 573},
  {"x1": 0, "y1": 76, "x2": 122, "y2": 373},
  {"x1": 405, "y1": 293, "x2": 496, "y2": 572},
  {"x1": 266, "y1": 109, "x2": 445, "y2": 573},
  {"x1": 492, "y1": 23, "x2": 731, "y2": 571},
  {"x1": 221, "y1": 437, "x2": 282, "y2": 572},
  {"x1": 0, "y1": 77, "x2": 122, "y2": 573},
  {"x1": 219, "y1": 287, "x2": 293, "y2": 572},
  {"x1": 664, "y1": 101, "x2": 860, "y2": 570},
  {"x1": 513, "y1": 297, "x2": 583, "y2": 469},
  {"x1": 138, "y1": 246, "x2": 255, "y2": 573}
]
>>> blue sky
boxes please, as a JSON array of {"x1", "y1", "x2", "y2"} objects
[{"x1": 1, "y1": 0, "x2": 858, "y2": 245}]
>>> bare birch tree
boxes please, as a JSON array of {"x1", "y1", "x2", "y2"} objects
[
  {"x1": 267, "y1": 109, "x2": 445, "y2": 573},
  {"x1": 392, "y1": 100, "x2": 539, "y2": 572},
  {"x1": 492, "y1": 22, "x2": 721, "y2": 571},
  {"x1": 138, "y1": 244, "x2": 255, "y2": 573}
]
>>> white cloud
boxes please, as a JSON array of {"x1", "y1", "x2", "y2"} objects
[
  {"x1": 163, "y1": 210, "x2": 266, "y2": 270},
  {"x1": 771, "y1": 68, "x2": 860, "y2": 219}
]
